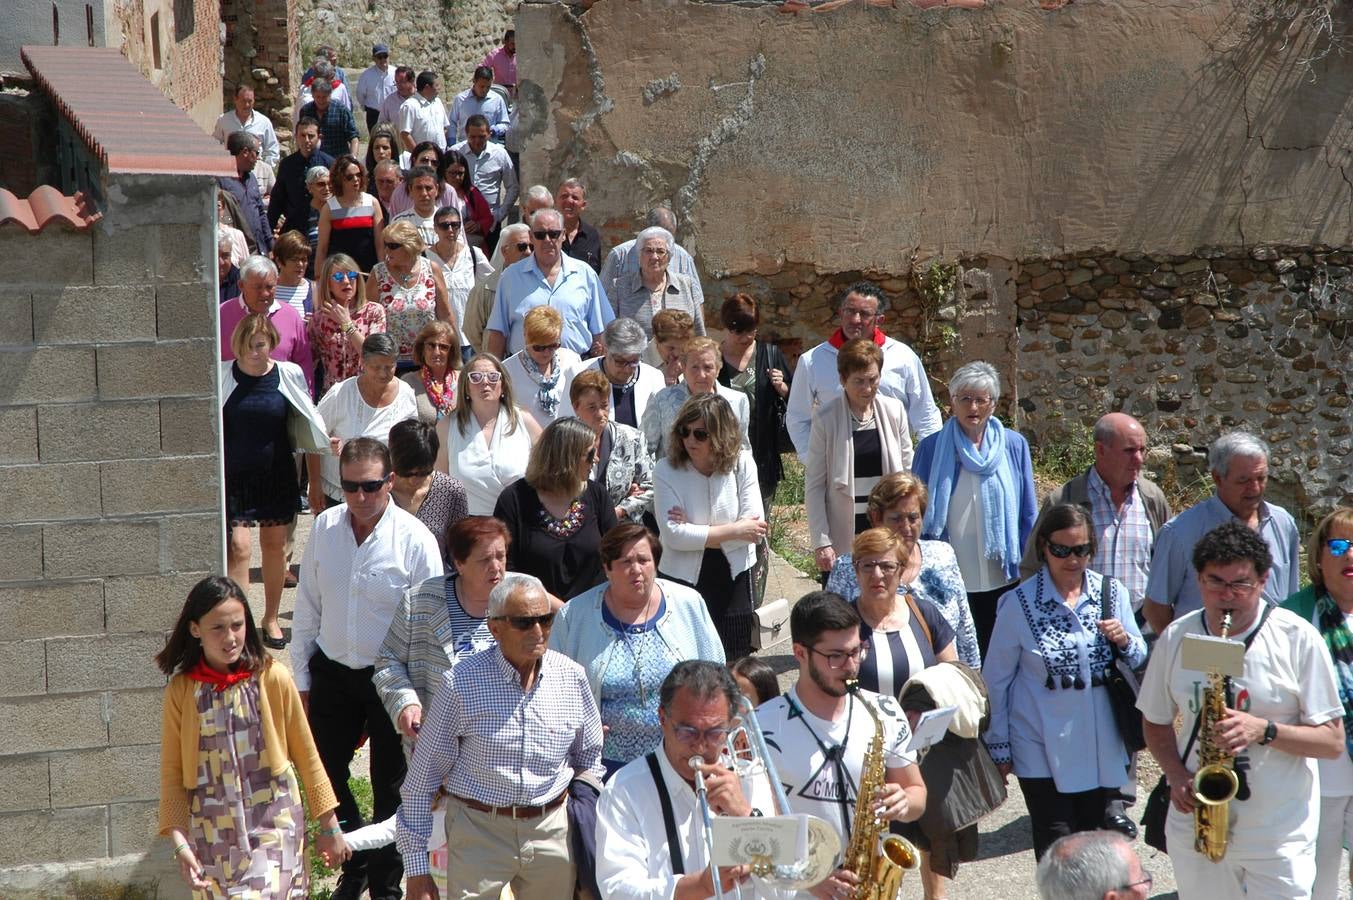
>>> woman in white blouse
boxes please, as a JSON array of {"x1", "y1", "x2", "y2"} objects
[
  {"x1": 424, "y1": 205, "x2": 493, "y2": 358},
  {"x1": 653, "y1": 393, "x2": 765, "y2": 659},
  {"x1": 436, "y1": 353, "x2": 542, "y2": 514},
  {"x1": 502, "y1": 306, "x2": 582, "y2": 426}
]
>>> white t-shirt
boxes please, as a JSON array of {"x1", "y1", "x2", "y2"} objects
[
  {"x1": 1304, "y1": 606, "x2": 1353, "y2": 797},
  {"x1": 755, "y1": 687, "x2": 916, "y2": 859},
  {"x1": 1137, "y1": 607, "x2": 1343, "y2": 852},
  {"x1": 315, "y1": 377, "x2": 419, "y2": 498}
]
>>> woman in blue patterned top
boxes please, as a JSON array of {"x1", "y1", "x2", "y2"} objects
[
  {"x1": 550, "y1": 523, "x2": 724, "y2": 776},
  {"x1": 982, "y1": 503, "x2": 1146, "y2": 860},
  {"x1": 827, "y1": 472, "x2": 981, "y2": 668}
]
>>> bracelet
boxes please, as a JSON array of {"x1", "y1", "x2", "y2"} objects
[
  {"x1": 321, "y1": 826, "x2": 343, "y2": 836},
  {"x1": 342, "y1": 322, "x2": 357, "y2": 335},
  {"x1": 172, "y1": 842, "x2": 190, "y2": 858}
]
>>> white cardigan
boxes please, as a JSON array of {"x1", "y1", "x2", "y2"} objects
[
  {"x1": 653, "y1": 449, "x2": 763, "y2": 584},
  {"x1": 560, "y1": 357, "x2": 667, "y2": 426},
  {"x1": 805, "y1": 393, "x2": 913, "y2": 556},
  {"x1": 219, "y1": 359, "x2": 329, "y2": 453}
]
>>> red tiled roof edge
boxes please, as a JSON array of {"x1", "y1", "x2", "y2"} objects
[
  {"x1": 20, "y1": 45, "x2": 235, "y2": 178},
  {"x1": 0, "y1": 186, "x2": 102, "y2": 233}
]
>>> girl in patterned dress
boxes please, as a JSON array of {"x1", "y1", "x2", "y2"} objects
[{"x1": 156, "y1": 577, "x2": 349, "y2": 898}]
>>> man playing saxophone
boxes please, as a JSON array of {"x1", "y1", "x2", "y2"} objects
[
  {"x1": 757, "y1": 592, "x2": 926, "y2": 899},
  {"x1": 1138, "y1": 522, "x2": 1344, "y2": 899}
]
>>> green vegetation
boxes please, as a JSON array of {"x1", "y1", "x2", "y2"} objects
[
  {"x1": 307, "y1": 774, "x2": 375, "y2": 899},
  {"x1": 1029, "y1": 421, "x2": 1097, "y2": 485},
  {"x1": 770, "y1": 455, "x2": 819, "y2": 579}
]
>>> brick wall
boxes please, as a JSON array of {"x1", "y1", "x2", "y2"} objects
[
  {"x1": 221, "y1": 0, "x2": 298, "y2": 131},
  {"x1": 0, "y1": 173, "x2": 221, "y2": 896}
]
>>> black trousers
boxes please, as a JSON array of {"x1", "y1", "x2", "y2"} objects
[
  {"x1": 364, "y1": 106, "x2": 379, "y2": 132},
  {"x1": 665, "y1": 551, "x2": 754, "y2": 660},
  {"x1": 968, "y1": 583, "x2": 1016, "y2": 661},
  {"x1": 308, "y1": 647, "x2": 406, "y2": 898},
  {"x1": 1017, "y1": 777, "x2": 1109, "y2": 861}
]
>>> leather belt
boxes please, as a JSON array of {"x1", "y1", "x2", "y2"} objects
[{"x1": 452, "y1": 790, "x2": 567, "y2": 820}]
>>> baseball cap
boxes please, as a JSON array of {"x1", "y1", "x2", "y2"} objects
[{"x1": 372, "y1": 43, "x2": 390, "y2": 57}]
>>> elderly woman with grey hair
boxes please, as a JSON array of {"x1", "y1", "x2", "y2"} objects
[
  {"x1": 605, "y1": 226, "x2": 705, "y2": 338},
  {"x1": 560, "y1": 317, "x2": 667, "y2": 430},
  {"x1": 912, "y1": 360, "x2": 1036, "y2": 658},
  {"x1": 302, "y1": 164, "x2": 332, "y2": 273},
  {"x1": 307, "y1": 332, "x2": 419, "y2": 511}
]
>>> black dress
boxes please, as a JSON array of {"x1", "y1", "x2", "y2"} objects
[
  {"x1": 223, "y1": 364, "x2": 299, "y2": 526},
  {"x1": 494, "y1": 479, "x2": 619, "y2": 599}
]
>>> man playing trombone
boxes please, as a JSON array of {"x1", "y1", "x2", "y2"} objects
[{"x1": 595, "y1": 661, "x2": 759, "y2": 899}]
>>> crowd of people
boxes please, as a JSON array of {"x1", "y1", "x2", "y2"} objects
[{"x1": 162, "y1": 31, "x2": 1353, "y2": 900}]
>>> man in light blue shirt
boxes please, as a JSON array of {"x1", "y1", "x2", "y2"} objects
[
  {"x1": 448, "y1": 65, "x2": 510, "y2": 142},
  {"x1": 486, "y1": 208, "x2": 613, "y2": 358},
  {"x1": 1142, "y1": 430, "x2": 1301, "y2": 634}
]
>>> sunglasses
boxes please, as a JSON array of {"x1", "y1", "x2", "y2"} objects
[
  {"x1": 676, "y1": 426, "x2": 711, "y2": 442},
  {"x1": 726, "y1": 323, "x2": 755, "y2": 334},
  {"x1": 530, "y1": 343, "x2": 561, "y2": 353},
  {"x1": 515, "y1": 242, "x2": 532, "y2": 252},
  {"x1": 467, "y1": 371, "x2": 502, "y2": 384},
  {"x1": 1046, "y1": 541, "x2": 1093, "y2": 559},
  {"x1": 339, "y1": 476, "x2": 389, "y2": 494},
  {"x1": 435, "y1": 221, "x2": 462, "y2": 231},
  {"x1": 330, "y1": 271, "x2": 360, "y2": 283},
  {"x1": 1329, "y1": 539, "x2": 1352, "y2": 557},
  {"x1": 492, "y1": 612, "x2": 557, "y2": 630},
  {"x1": 531, "y1": 229, "x2": 563, "y2": 240},
  {"x1": 383, "y1": 241, "x2": 404, "y2": 251}
]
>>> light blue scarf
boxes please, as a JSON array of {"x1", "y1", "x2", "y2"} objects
[{"x1": 921, "y1": 416, "x2": 1021, "y2": 578}]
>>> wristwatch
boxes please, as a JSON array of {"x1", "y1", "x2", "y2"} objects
[{"x1": 1258, "y1": 720, "x2": 1278, "y2": 745}]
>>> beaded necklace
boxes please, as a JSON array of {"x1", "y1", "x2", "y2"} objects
[{"x1": 538, "y1": 496, "x2": 586, "y2": 539}]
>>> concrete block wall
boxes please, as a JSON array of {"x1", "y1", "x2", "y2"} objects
[{"x1": 0, "y1": 173, "x2": 222, "y2": 895}]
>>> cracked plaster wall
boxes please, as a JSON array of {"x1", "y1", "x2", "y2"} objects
[{"x1": 517, "y1": 0, "x2": 1353, "y2": 513}]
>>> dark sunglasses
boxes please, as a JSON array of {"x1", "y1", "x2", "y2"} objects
[
  {"x1": 435, "y1": 220, "x2": 462, "y2": 231},
  {"x1": 330, "y1": 271, "x2": 360, "y2": 283},
  {"x1": 676, "y1": 426, "x2": 711, "y2": 442},
  {"x1": 383, "y1": 241, "x2": 404, "y2": 251},
  {"x1": 1046, "y1": 541, "x2": 1093, "y2": 559},
  {"x1": 531, "y1": 229, "x2": 563, "y2": 240},
  {"x1": 492, "y1": 612, "x2": 557, "y2": 630},
  {"x1": 1329, "y1": 539, "x2": 1352, "y2": 557},
  {"x1": 515, "y1": 242, "x2": 532, "y2": 252},
  {"x1": 340, "y1": 476, "x2": 389, "y2": 494},
  {"x1": 530, "y1": 343, "x2": 561, "y2": 353},
  {"x1": 726, "y1": 323, "x2": 756, "y2": 334}
]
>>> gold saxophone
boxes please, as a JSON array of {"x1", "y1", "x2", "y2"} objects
[
  {"x1": 1193, "y1": 610, "x2": 1241, "y2": 862},
  {"x1": 843, "y1": 681, "x2": 919, "y2": 900}
]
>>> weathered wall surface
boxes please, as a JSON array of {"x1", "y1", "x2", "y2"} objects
[{"x1": 518, "y1": 0, "x2": 1353, "y2": 514}]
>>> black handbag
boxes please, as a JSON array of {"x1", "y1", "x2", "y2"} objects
[{"x1": 1098, "y1": 577, "x2": 1146, "y2": 754}]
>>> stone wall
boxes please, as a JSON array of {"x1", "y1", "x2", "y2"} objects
[
  {"x1": 222, "y1": 0, "x2": 299, "y2": 130},
  {"x1": 518, "y1": 0, "x2": 1353, "y2": 516},
  {"x1": 0, "y1": 173, "x2": 222, "y2": 897}
]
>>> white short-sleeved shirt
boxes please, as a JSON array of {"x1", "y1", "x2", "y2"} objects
[
  {"x1": 1137, "y1": 607, "x2": 1342, "y2": 852},
  {"x1": 399, "y1": 94, "x2": 449, "y2": 151},
  {"x1": 756, "y1": 686, "x2": 915, "y2": 856},
  {"x1": 316, "y1": 377, "x2": 419, "y2": 498}
]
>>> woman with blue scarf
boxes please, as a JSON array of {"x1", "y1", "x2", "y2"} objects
[
  {"x1": 1281, "y1": 506, "x2": 1353, "y2": 900},
  {"x1": 911, "y1": 360, "x2": 1036, "y2": 658}
]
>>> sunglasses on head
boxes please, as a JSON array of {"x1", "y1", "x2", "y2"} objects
[
  {"x1": 1329, "y1": 539, "x2": 1352, "y2": 557},
  {"x1": 467, "y1": 371, "x2": 502, "y2": 385},
  {"x1": 330, "y1": 271, "x2": 360, "y2": 283},
  {"x1": 676, "y1": 425, "x2": 711, "y2": 442},
  {"x1": 531, "y1": 229, "x2": 563, "y2": 240},
  {"x1": 340, "y1": 476, "x2": 389, "y2": 494},
  {"x1": 1046, "y1": 541, "x2": 1093, "y2": 559},
  {"x1": 492, "y1": 612, "x2": 557, "y2": 630},
  {"x1": 515, "y1": 242, "x2": 532, "y2": 252}
]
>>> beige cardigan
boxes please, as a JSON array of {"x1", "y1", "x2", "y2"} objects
[{"x1": 805, "y1": 393, "x2": 914, "y2": 556}]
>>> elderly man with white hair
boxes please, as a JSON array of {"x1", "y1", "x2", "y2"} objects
[
  {"x1": 1141, "y1": 429, "x2": 1301, "y2": 634},
  {"x1": 605, "y1": 225, "x2": 705, "y2": 338},
  {"x1": 561, "y1": 317, "x2": 666, "y2": 430},
  {"x1": 218, "y1": 254, "x2": 315, "y2": 393},
  {"x1": 397, "y1": 573, "x2": 604, "y2": 900},
  {"x1": 1036, "y1": 831, "x2": 1152, "y2": 900},
  {"x1": 485, "y1": 208, "x2": 613, "y2": 358}
]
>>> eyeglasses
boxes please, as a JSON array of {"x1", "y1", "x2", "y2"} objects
[
  {"x1": 854, "y1": 560, "x2": 900, "y2": 574},
  {"x1": 886, "y1": 511, "x2": 923, "y2": 525},
  {"x1": 1046, "y1": 541, "x2": 1093, "y2": 559},
  {"x1": 640, "y1": 248, "x2": 669, "y2": 257},
  {"x1": 398, "y1": 469, "x2": 433, "y2": 479},
  {"x1": 491, "y1": 612, "x2": 556, "y2": 630},
  {"x1": 672, "y1": 724, "x2": 732, "y2": 744},
  {"x1": 840, "y1": 306, "x2": 879, "y2": 321},
  {"x1": 1201, "y1": 574, "x2": 1258, "y2": 594},
  {"x1": 467, "y1": 371, "x2": 502, "y2": 385},
  {"x1": 383, "y1": 241, "x2": 404, "y2": 251},
  {"x1": 425, "y1": 341, "x2": 453, "y2": 352},
  {"x1": 435, "y1": 221, "x2": 461, "y2": 231},
  {"x1": 808, "y1": 645, "x2": 869, "y2": 669},
  {"x1": 676, "y1": 426, "x2": 710, "y2": 442},
  {"x1": 531, "y1": 229, "x2": 564, "y2": 241},
  {"x1": 726, "y1": 323, "x2": 755, "y2": 334},
  {"x1": 330, "y1": 271, "x2": 360, "y2": 283},
  {"x1": 1328, "y1": 539, "x2": 1352, "y2": 557},
  {"x1": 515, "y1": 242, "x2": 532, "y2": 252},
  {"x1": 339, "y1": 476, "x2": 389, "y2": 494},
  {"x1": 955, "y1": 395, "x2": 994, "y2": 408},
  {"x1": 1116, "y1": 873, "x2": 1152, "y2": 893},
  {"x1": 608, "y1": 355, "x2": 641, "y2": 369},
  {"x1": 530, "y1": 343, "x2": 561, "y2": 353}
]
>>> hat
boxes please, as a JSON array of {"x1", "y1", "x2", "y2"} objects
[{"x1": 372, "y1": 43, "x2": 390, "y2": 56}]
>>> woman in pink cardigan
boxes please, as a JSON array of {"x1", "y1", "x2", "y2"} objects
[{"x1": 157, "y1": 577, "x2": 348, "y2": 896}]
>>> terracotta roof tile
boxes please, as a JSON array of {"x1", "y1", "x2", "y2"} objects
[
  {"x1": 0, "y1": 185, "x2": 102, "y2": 233},
  {"x1": 20, "y1": 46, "x2": 235, "y2": 178}
]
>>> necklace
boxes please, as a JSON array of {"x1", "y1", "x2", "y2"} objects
[
  {"x1": 606, "y1": 586, "x2": 659, "y2": 705},
  {"x1": 538, "y1": 496, "x2": 586, "y2": 539},
  {"x1": 848, "y1": 405, "x2": 874, "y2": 429}
]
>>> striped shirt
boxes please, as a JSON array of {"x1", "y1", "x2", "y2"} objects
[
  {"x1": 396, "y1": 646, "x2": 604, "y2": 876},
  {"x1": 1085, "y1": 467, "x2": 1153, "y2": 609},
  {"x1": 327, "y1": 193, "x2": 377, "y2": 234}
]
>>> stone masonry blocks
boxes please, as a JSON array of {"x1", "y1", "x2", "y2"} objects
[
  {"x1": 109, "y1": 800, "x2": 160, "y2": 856},
  {"x1": 0, "y1": 229, "x2": 93, "y2": 288},
  {"x1": 156, "y1": 281, "x2": 217, "y2": 340},
  {"x1": 0, "y1": 347, "x2": 97, "y2": 405},
  {"x1": 37, "y1": 401, "x2": 162, "y2": 462},
  {"x1": 0, "y1": 289, "x2": 34, "y2": 345},
  {"x1": 0, "y1": 526, "x2": 43, "y2": 583},
  {"x1": 0, "y1": 694, "x2": 108, "y2": 755},
  {"x1": 0, "y1": 757, "x2": 50, "y2": 814},
  {"x1": 0, "y1": 806, "x2": 107, "y2": 867},
  {"x1": 46, "y1": 634, "x2": 166, "y2": 695},
  {"x1": 159, "y1": 397, "x2": 219, "y2": 454},
  {"x1": 0, "y1": 640, "x2": 46, "y2": 697},
  {"x1": 0, "y1": 581, "x2": 105, "y2": 640},
  {"x1": 105, "y1": 573, "x2": 206, "y2": 634},
  {"x1": 161, "y1": 513, "x2": 225, "y2": 573},
  {"x1": 30, "y1": 284, "x2": 158, "y2": 345},
  {"x1": 106, "y1": 688, "x2": 165, "y2": 747},
  {"x1": 91, "y1": 222, "x2": 206, "y2": 286},
  {"x1": 0, "y1": 407, "x2": 38, "y2": 463},
  {"x1": 49, "y1": 746, "x2": 160, "y2": 808},
  {"x1": 96, "y1": 340, "x2": 216, "y2": 400},
  {"x1": 43, "y1": 520, "x2": 160, "y2": 578},
  {"x1": 0, "y1": 462, "x2": 102, "y2": 525},
  {"x1": 101, "y1": 456, "x2": 219, "y2": 516}
]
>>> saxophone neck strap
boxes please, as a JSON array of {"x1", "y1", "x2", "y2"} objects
[
  {"x1": 786, "y1": 691, "x2": 856, "y2": 842},
  {"x1": 1185, "y1": 603, "x2": 1275, "y2": 759}
]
